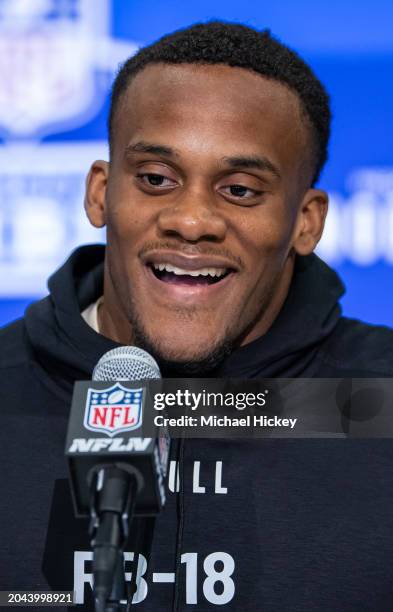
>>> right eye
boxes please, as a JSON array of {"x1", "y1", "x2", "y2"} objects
[{"x1": 136, "y1": 173, "x2": 177, "y2": 188}]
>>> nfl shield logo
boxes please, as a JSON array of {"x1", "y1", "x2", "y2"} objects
[
  {"x1": 0, "y1": 0, "x2": 111, "y2": 138},
  {"x1": 84, "y1": 383, "x2": 144, "y2": 437}
]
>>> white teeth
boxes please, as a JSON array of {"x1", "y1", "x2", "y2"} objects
[{"x1": 152, "y1": 263, "x2": 227, "y2": 278}]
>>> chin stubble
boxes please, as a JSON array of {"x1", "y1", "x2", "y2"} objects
[
  {"x1": 126, "y1": 305, "x2": 236, "y2": 376},
  {"x1": 109, "y1": 253, "x2": 284, "y2": 376},
  {"x1": 122, "y1": 288, "x2": 277, "y2": 376}
]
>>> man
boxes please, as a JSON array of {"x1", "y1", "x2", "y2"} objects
[{"x1": 1, "y1": 21, "x2": 393, "y2": 611}]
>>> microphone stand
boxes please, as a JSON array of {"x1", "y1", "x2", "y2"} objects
[{"x1": 88, "y1": 464, "x2": 142, "y2": 612}]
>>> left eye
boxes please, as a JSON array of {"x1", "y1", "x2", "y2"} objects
[
  {"x1": 223, "y1": 184, "x2": 260, "y2": 198},
  {"x1": 136, "y1": 173, "x2": 175, "y2": 187}
]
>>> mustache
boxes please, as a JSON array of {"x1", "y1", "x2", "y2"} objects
[{"x1": 138, "y1": 241, "x2": 244, "y2": 268}]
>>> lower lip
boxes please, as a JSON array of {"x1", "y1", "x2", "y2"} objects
[{"x1": 143, "y1": 265, "x2": 235, "y2": 300}]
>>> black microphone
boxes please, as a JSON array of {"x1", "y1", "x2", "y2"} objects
[{"x1": 65, "y1": 346, "x2": 169, "y2": 612}]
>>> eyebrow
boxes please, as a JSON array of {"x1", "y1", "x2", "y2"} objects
[
  {"x1": 124, "y1": 141, "x2": 179, "y2": 158},
  {"x1": 125, "y1": 142, "x2": 281, "y2": 179},
  {"x1": 222, "y1": 155, "x2": 281, "y2": 179}
]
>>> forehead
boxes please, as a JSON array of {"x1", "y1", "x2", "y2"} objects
[{"x1": 112, "y1": 63, "x2": 310, "y2": 180}]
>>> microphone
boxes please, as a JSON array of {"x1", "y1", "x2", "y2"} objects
[
  {"x1": 92, "y1": 346, "x2": 162, "y2": 381},
  {"x1": 65, "y1": 346, "x2": 169, "y2": 612}
]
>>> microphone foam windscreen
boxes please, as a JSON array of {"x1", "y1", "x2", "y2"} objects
[{"x1": 93, "y1": 346, "x2": 161, "y2": 381}]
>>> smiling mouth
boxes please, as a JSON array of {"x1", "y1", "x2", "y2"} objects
[{"x1": 149, "y1": 262, "x2": 232, "y2": 285}]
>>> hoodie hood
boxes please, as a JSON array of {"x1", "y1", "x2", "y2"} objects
[
  {"x1": 24, "y1": 244, "x2": 345, "y2": 390},
  {"x1": 25, "y1": 245, "x2": 119, "y2": 395},
  {"x1": 218, "y1": 253, "x2": 345, "y2": 377}
]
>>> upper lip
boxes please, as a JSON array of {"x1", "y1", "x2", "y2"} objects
[{"x1": 141, "y1": 251, "x2": 239, "y2": 272}]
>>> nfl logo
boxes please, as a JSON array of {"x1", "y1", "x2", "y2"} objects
[
  {"x1": 84, "y1": 383, "x2": 144, "y2": 437},
  {"x1": 0, "y1": 0, "x2": 112, "y2": 138}
]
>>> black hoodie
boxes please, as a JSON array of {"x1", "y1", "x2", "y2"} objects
[{"x1": 1, "y1": 244, "x2": 393, "y2": 611}]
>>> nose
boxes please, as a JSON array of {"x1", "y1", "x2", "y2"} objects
[{"x1": 156, "y1": 187, "x2": 227, "y2": 242}]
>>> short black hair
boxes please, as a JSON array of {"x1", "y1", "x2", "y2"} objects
[{"x1": 109, "y1": 21, "x2": 331, "y2": 186}]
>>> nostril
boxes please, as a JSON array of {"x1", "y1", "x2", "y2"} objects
[{"x1": 156, "y1": 206, "x2": 227, "y2": 242}]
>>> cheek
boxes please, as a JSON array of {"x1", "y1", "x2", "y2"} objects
[
  {"x1": 105, "y1": 190, "x2": 153, "y2": 246},
  {"x1": 106, "y1": 171, "x2": 148, "y2": 233},
  {"x1": 239, "y1": 206, "x2": 296, "y2": 260},
  {"x1": 105, "y1": 205, "x2": 144, "y2": 287}
]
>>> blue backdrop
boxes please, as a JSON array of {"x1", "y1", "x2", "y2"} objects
[{"x1": 0, "y1": 0, "x2": 392, "y2": 327}]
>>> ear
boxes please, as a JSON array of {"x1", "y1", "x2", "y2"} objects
[
  {"x1": 84, "y1": 160, "x2": 109, "y2": 228},
  {"x1": 292, "y1": 188, "x2": 329, "y2": 255}
]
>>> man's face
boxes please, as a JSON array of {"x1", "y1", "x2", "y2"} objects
[{"x1": 86, "y1": 63, "x2": 326, "y2": 368}]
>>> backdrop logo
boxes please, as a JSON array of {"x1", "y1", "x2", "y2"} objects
[
  {"x1": 84, "y1": 384, "x2": 144, "y2": 436},
  {"x1": 0, "y1": 0, "x2": 114, "y2": 138},
  {"x1": 316, "y1": 168, "x2": 393, "y2": 265},
  {"x1": 0, "y1": 0, "x2": 138, "y2": 298}
]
